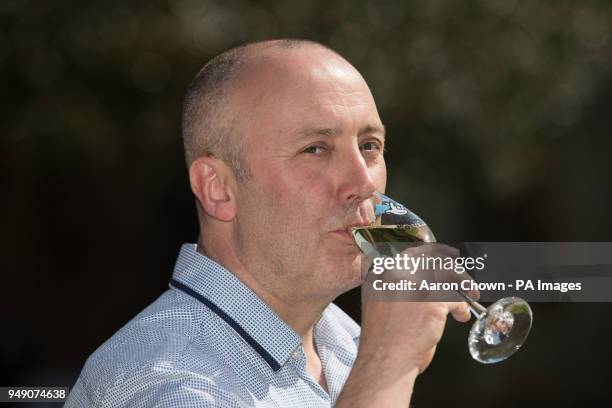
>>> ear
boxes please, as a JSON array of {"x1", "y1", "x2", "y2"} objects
[{"x1": 189, "y1": 156, "x2": 237, "y2": 222}]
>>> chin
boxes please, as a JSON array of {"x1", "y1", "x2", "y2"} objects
[{"x1": 318, "y1": 260, "x2": 363, "y2": 298}]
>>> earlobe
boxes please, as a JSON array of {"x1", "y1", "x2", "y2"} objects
[{"x1": 189, "y1": 157, "x2": 237, "y2": 222}]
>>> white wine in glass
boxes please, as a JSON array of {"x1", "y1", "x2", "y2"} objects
[{"x1": 351, "y1": 193, "x2": 532, "y2": 364}]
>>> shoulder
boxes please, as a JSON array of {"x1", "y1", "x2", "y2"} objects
[
  {"x1": 67, "y1": 365, "x2": 248, "y2": 408},
  {"x1": 66, "y1": 289, "x2": 247, "y2": 407}
]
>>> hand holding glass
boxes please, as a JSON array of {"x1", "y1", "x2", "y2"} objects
[{"x1": 351, "y1": 193, "x2": 533, "y2": 364}]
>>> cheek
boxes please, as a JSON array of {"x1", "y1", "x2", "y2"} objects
[
  {"x1": 258, "y1": 165, "x2": 332, "y2": 230},
  {"x1": 375, "y1": 164, "x2": 387, "y2": 191},
  {"x1": 261, "y1": 162, "x2": 329, "y2": 203}
]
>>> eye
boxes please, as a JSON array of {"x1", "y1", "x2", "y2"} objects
[
  {"x1": 301, "y1": 145, "x2": 328, "y2": 154},
  {"x1": 360, "y1": 141, "x2": 383, "y2": 152}
]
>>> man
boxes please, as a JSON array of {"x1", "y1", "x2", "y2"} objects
[{"x1": 65, "y1": 39, "x2": 470, "y2": 407}]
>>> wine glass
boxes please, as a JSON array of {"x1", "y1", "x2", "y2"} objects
[{"x1": 351, "y1": 193, "x2": 533, "y2": 364}]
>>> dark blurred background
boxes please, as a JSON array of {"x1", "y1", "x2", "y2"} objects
[{"x1": 2, "y1": 0, "x2": 612, "y2": 406}]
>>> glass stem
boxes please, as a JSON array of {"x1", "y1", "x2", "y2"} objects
[{"x1": 456, "y1": 290, "x2": 488, "y2": 319}]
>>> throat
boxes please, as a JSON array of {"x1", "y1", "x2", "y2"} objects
[
  {"x1": 302, "y1": 329, "x2": 329, "y2": 393},
  {"x1": 303, "y1": 341, "x2": 329, "y2": 393}
]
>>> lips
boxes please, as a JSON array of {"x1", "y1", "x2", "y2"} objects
[
  {"x1": 343, "y1": 221, "x2": 372, "y2": 230},
  {"x1": 331, "y1": 220, "x2": 372, "y2": 244},
  {"x1": 330, "y1": 199, "x2": 376, "y2": 244},
  {"x1": 331, "y1": 229, "x2": 354, "y2": 242}
]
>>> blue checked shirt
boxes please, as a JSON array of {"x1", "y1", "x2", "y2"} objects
[{"x1": 65, "y1": 244, "x2": 360, "y2": 407}]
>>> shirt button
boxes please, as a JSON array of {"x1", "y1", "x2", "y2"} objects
[{"x1": 291, "y1": 349, "x2": 301, "y2": 360}]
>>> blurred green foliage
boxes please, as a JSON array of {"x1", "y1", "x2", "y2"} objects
[{"x1": 2, "y1": 0, "x2": 612, "y2": 239}]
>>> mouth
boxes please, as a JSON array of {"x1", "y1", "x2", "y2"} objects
[
  {"x1": 331, "y1": 229, "x2": 355, "y2": 243},
  {"x1": 331, "y1": 221, "x2": 372, "y2": 244}
]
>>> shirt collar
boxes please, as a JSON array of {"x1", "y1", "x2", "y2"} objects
[{"x1": 169, "y1": 243, "x2": 302, "y2": 371}]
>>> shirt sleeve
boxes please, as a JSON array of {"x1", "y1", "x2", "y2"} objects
[{"x1": 65, "y1": 366, "x2": 248, "y2": 408}]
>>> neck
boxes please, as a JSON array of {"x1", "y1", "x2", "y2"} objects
[{"x1": 196, "y1": 234, "x2": 329, "y2": 339}]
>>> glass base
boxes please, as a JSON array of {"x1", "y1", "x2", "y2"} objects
[{"x1": 468, "y1": 297, "x2": 533, "y2": 364}]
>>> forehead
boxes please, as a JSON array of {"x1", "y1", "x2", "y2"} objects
[{"x1": 231, "y1": 47, "x2": 382, "y2": 143}]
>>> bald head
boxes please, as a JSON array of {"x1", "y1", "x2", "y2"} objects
[
  {"x1": 186, "y1": 39, "x2": 385, "y2": 306},
  {"x1": 181, "y1": 39, "x2": 346, "y2": 182}
]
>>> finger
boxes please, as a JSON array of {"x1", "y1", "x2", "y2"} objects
[
  {"x1": 434, "y1": 243, "x2": 460, "y2": 258},
  {"x1": 448, "y1": 301, "x2": 471, "y2": 322},
  {"x1": 468, "y1": 287, "x2": 480, "y2": 301},
  {"x1": 416, "y1": 242, "x2": 460, "y2": 258}
]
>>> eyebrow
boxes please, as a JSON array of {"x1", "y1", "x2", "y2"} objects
[{"x1": 295, "y1": 124, "x2": 386, "y2": 140}]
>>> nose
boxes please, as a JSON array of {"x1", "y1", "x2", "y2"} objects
[{"x1": 337, "y1": 144, "x2": 378, "y2": 204}]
